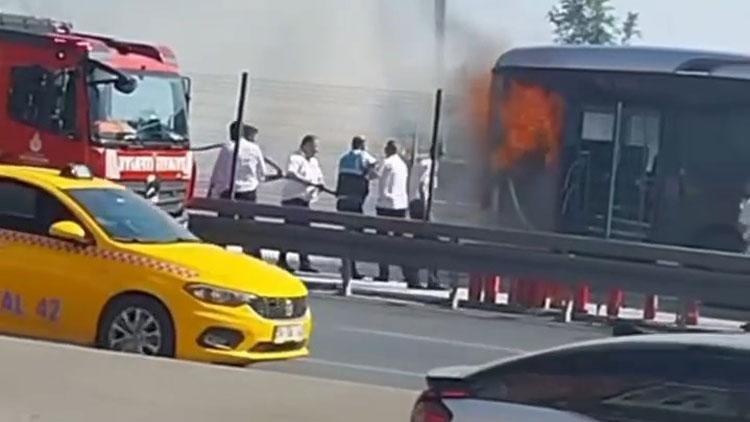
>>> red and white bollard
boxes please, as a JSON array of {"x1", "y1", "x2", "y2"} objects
[
  {"x1": 607, "y1": 288, "x2": 624, "y2": 319},
  {"x1": 547, "y1": 282, "x2": 568, "y2": 309},
  {"x1": 468, "y1": 273, "x2": 483, "y2": 303},
  {"x1": 643, "y1": 294, "x2": 659, "y2": 321},
  {"x1": 574, "y1": 284, "x2": 591, "y2": 315},
  {"x1": 686, "y1": 301, "x2": 700, "y2": 326},
  {"x1": 530, "y1": 280, "x2": 547, "y2": 309},
  {"x1": 483, "y1": 275, "x2": 502, "y2": 305},
  {"x1": 678, "y1": 300, "x2": 700, "y2": 327}
]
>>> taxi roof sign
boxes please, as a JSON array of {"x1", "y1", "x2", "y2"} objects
[{"x1": 60, "y1": 163, "x2": 93, "y2": 179}]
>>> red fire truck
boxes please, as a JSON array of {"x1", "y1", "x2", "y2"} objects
[{"x1": 0, "y1": 13, "x2": 195, "y2": 223}]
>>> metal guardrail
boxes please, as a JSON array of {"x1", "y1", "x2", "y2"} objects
[{"x1": 188, "y1": 198, "x2": 750, "y2": 310}]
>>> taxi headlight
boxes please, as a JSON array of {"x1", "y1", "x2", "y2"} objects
[{"x1": 184, "y1": 283, "x2": 257, "y2": 307}]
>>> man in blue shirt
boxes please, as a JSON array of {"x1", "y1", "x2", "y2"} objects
[{"x1": 335, "y1": 135, "x2": 377, "y2": 279}]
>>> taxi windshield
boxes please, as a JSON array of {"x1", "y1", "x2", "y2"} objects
[{"x1": 67, "y1": 188, "x2": 199, "y2": 244}]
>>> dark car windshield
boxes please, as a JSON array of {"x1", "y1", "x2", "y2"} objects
[{"x1": 67, "y1": 188, "x2": 199, "y2": 244}]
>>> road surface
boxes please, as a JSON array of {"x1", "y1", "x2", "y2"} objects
[
  {"x1": 0, "y1": 293, "x2": 609, "y2": 421},
  {"x1": 0, "y1": 335, "x2": 417, "y2": 422},
  {"x1": 255, "y1": 293, "x2": 609, "y2": 389}
]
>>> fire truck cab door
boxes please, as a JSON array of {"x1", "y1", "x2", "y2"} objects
[{"x1": 0, "y1": 42, "x2": 87, "y2": 168}]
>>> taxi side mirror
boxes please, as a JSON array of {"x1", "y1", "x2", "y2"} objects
[{"x1": 49, "y1": 221, "x2": 89, "y2": 245}]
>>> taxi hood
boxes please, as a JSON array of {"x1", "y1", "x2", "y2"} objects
[{"x1": 120, "y1": 242, "x2": 307, "y2": 298}]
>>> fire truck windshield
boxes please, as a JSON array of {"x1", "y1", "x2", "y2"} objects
[{"x1": 88, "y1": 66, "x2": 189, "y2": 146}]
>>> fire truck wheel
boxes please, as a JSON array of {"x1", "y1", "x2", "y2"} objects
[{"x1": 97, "y1": 294, "x2": 176, "y2": 358}]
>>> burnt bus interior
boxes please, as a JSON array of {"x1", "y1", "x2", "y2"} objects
[{"x1": 492, "y1": 68, "x2": 750, "y2": 252}]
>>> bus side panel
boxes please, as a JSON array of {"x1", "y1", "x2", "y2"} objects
[
  {"x1": 653, "y1": 108, "x2": 745, "y2": 251},
  {"x1": 649, "y1": 108, "x2": 687, "y2": 246}
]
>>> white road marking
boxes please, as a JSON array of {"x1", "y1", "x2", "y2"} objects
[
  {"x1": 300, "y1": 357, "x2": 424, "y2": 378},
  {"x1": 338, "y1": 326, "x2": 528, "y2": 355}
]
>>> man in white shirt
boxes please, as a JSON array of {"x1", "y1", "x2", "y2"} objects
[
  {"x1": 410, "y1": 155, "x2": 437, "y2": 219},
  {"x1": 209, "y1": 122, "x2": 266, "y2": 202},
  {"x1": 277, "y1": 134, "x2": 325, "y2": 273},
  {"x1": 374, "y1": 140, "x2": 409, "y2": 282},
  {"x1": 403, "y1": 153, "x2": 442, "y2": 288}
]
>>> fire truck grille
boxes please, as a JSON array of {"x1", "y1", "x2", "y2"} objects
[{"x1": 120, "y1": 180, "x2": 188, "y2": 217}]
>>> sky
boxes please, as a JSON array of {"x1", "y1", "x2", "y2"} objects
[
  {"x1": 0, "y1": 0, "x2": 748, "y2": 90},
  {"x1": 455, "y1": 0, "x2": 750, "y2": 52}
]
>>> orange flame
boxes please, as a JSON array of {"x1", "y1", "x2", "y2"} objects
[
  {"x1": 468, "y1": 72, "x2": 492, "y2": 149},
  {"x1": 497, "y1": 81, "x2": 564, "y2": 170}
]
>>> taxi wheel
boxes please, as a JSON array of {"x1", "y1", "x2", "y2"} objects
[{"x1": 97, "y1": 295, "x2": 176, "y2": 358}]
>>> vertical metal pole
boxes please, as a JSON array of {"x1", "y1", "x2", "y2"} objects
[
  {"x1": 425, "y1": 89, "x2": 443, "y2": 222},
  {"x1": 228, "y1": 72, "x2": 250, "y2": 199},
  {"x1": 434, "y1": 0, "x2": 446, "y2": 86},
  {"x1": 605, "y1": 101, "x2": 624, "y2": 239},
  {"x1": 405, "y1": 128, "x2": 419, "y2": 204},
  {"x1": 409, "y1": 130, "x2": 418, "y2": 172},
  {"x1": 340, "y1": 257, "x2": 352, "y2": 297}
]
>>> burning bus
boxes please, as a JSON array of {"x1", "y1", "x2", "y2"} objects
[{"x1": 486, "y1": 46, "x2": 750, "y2": 252}]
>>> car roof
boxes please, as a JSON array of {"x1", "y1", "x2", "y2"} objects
[
  {"x1": 0, "y1": 165, "x2": 123, "y2": 190},
  {"x1": 565, "y1": 332, "x2": 750, "y2": 351},
  {"x1": 495, "y1": 45, "x2": 750, "y2": 80},
  {"x1": 468, "y1": 332, "x2": 750, "y2": 376}
]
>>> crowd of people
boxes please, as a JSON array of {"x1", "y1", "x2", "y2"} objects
[{"x1": 208, "y1": 121, "x2": 440, "y2": 289}]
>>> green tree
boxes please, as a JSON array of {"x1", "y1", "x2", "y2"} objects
[
  {"x1": 620, "y1": 11, "x2": 641, "y2": 45},
  {"x1": 548, "y1": 0, "x2": 641, "y2": 46}
]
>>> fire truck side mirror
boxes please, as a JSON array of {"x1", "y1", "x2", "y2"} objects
[{"x1": 114, "y1": 76, "x2": 137, "y2": 95}]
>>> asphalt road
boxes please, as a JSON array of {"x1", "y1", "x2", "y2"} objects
[
  {"x1": 0, "y1": 293, "x2": 610, "y2": 421},
  {"x1": 0, "y1": 335, "x2": 417, "y2": 422},
  {"x1": 255, "y1": 293, "x2": 609, "y2": 390}
]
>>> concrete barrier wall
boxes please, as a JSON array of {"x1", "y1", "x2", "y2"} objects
[{"x1": 0, "y1": 336, "x2": 417, "y2": 422}]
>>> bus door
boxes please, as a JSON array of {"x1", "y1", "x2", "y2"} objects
[{"x1": 565, "y1": 103, "x2": 661, "y2": 240}]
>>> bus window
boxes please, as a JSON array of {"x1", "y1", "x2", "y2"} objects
[
  {"x1": 581, "y1": 110, "x2": 615, "y2": 142},
  {"x1": 626, "y1": 111, "x2": 660, "y2": 174}
]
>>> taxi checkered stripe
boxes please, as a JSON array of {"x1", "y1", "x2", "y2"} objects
[{"x1": 0, "y1": 229, "x2": 199, "y2": 279}]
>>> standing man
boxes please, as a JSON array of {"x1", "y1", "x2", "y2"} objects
[
  {"x1": 277, "y1": 134, "x2": 325, "y2": 273},
  {"x1": 208, "y1": 122, "x2": 266, "y2": 201},
  {"x1": 336, "y1": 135, "x2": 378, "y2": 213},
  {"x1": 336, "y1": 135, "x2": 378, "y2": 279},
  {"x1": 208, "y1": 122, "x2": 266, "y2": 257},
  {"x1": 374, "y1": 140, "x2": 410, "y2": 283},
  {"x1": 403, "y1": 153, "x2": 442, "y2": 288}
]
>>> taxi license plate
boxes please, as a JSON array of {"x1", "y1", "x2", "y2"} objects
[{"x1": 273, "y1": 324, "x2": 305, "y2": 344}]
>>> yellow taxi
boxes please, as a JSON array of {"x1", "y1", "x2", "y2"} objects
[{"x1": 0, "y1": 164, "x2": 312, "y2": 365}]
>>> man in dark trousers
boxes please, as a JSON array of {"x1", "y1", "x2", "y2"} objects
[
  {"x1": 374, "y1": 140, "x2": 411, "y2": 283},
  {"x1": 402, "y1": 153, "x2": 441, "y2": 288},
  {"x1": 335, "y1": 135, "x2": 377, "y2": 279},
  {"x1": 277, "y1": 134, "x2": 325, "y2": 273}
]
